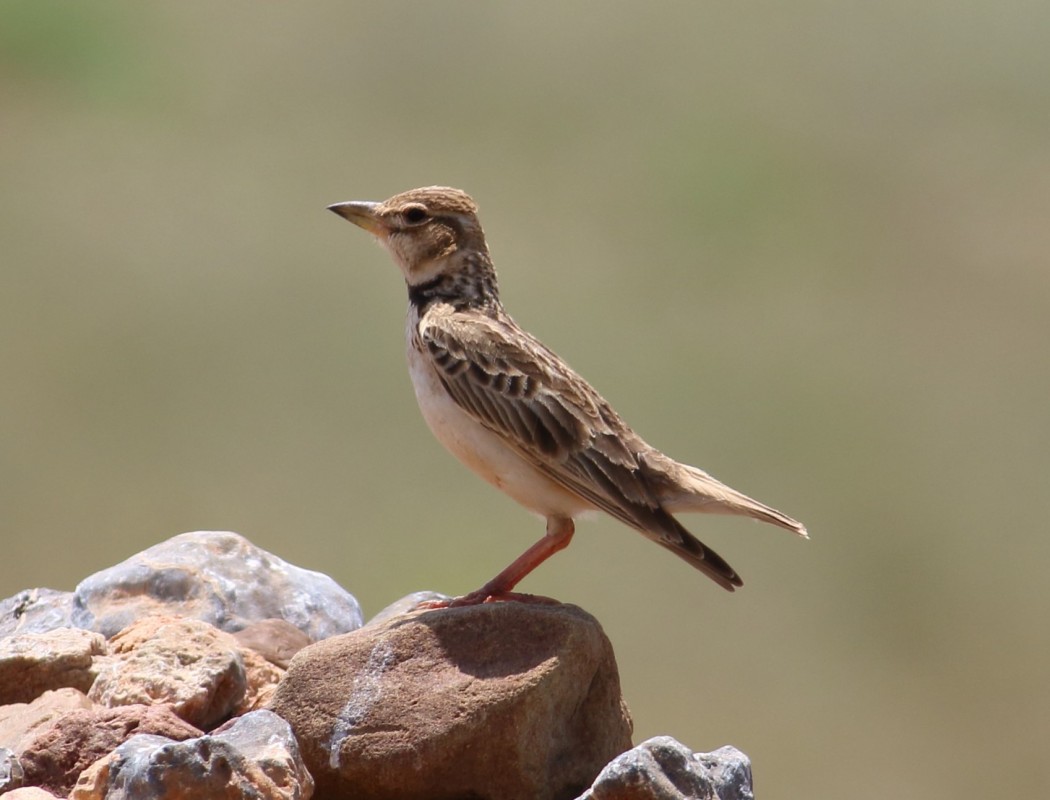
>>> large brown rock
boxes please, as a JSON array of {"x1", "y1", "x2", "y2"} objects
[
  {"x1": 0, "y1": 628, "x2": 106, "y2": 704},
  {"x1": 17, "y1": 704, "x2": 201, "y2": 797},
  {"x1": 88, "y1": 616, "x2": 246, "y2": 729},
  {"x1": 269, "y1": 601, "x2": 632, "y2": 800}
]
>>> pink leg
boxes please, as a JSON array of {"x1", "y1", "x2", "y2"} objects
[{"x1": 424, "y1": 516, "x2": 575, "y2": 608}]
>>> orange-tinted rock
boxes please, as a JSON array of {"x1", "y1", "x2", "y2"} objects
[
  {"x1": 70, "y1": 709, "x2": 312, "y2": 800},
  {"x1": 18, "y1": 704, "x2": 200, "y2": 797},
  {"x1": 0, "y1": 688, "x2": 96, "y2": 753},
  {"x1": 88, "y1": 616, "x2": 245, "y2": 729},
  {"x1": 0, "y1": 628, "x2": 106, "y2": 705},
  {"x1": 233, "y1": 647, "x2": 284, "y2": 716},
  {"x1": 2, "y1": 787, "x2": 64, "y2": 799}
]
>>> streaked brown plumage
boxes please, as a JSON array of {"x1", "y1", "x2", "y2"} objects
[{"x1": 329, "y1": 186, "x2": 806, "y2": 602}]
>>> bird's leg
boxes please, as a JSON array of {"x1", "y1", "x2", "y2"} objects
[
  {"x1": 469, "y1": 516, "x2": 575, "y2": 602},
  {"x1": 425, "y1": 517, "x2": 575, "y2": 608}
]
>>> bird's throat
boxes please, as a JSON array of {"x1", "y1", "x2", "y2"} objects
[{"x1": 405, "y1": 253, "x2": 501, "y2": 312}]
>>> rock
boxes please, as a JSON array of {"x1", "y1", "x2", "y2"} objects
[
  {"x1": 694, "y1": 746, "x2": 754, "y2": 800},
  {"x1": 88, "y1": 616, "x2": 246, "y2": 729},
  {"x1": 270, "y1": 601, "x2": 632, "y2": 800},
  {"x1": 232, "y1": 618, "x2": 312, "y2": 668},
  {"x1": 70, "y1": 709, "x2": 313, "y2": 800},
  {"x1": 233, "y1": 647, "x2": 285, "y2": 716},
  {"x1": 0, "y1": 589, "x2": 76, "y2": 638},
  {"x1": 72, "y1": 530, "x2": 363, "y2": 640},
  {"x1": 2, "y1": 787, "x2": 63, "y2": 800},
  {"x1": 576, "y1": 737, "x2": 754, "y2": 800},
  {"x1": 1, "y1": 745, "x2": 24, "y2": 792},
  {"x1": 365, "y1": 591, "x2": 451, "y2": 627},
  {"x1": 18, "y1": 704, "x2": 200, "y2": 797},
  {"x1": 0, "y1": 688, "x2": 96, "y2": 752},
  {"x1": 0, "y1": 628, "x2": 107, "y2": 704}
]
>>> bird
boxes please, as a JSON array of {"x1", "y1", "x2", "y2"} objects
[{"x1": 328, "y1": 186, "x2": 806, "y2": 605}]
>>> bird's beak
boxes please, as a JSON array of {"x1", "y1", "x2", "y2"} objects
[{"x1": 327, "y1": 201, "x2": 386, "y2": 238}]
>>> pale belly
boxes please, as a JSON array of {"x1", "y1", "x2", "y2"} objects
[{"x1": 405, "y1": 335, "x2": 592, "y2": 519}]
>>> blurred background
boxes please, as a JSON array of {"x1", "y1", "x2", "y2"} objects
[{"x1": 2, "y1": 2, "x2": 1048, "y2": 796}]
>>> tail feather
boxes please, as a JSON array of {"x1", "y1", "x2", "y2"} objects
[
  {"x1": 641, "y1": 511, "x2": 743, "y2": 591},
  {"x1": 645, "y1": 455, "x2": 808, "y2": 538}
]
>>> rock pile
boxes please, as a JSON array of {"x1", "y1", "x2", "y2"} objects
[{"x1": 0, "y1": 531, "x2": 754, "y2": 800}]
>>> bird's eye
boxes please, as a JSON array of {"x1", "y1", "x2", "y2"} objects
[{"x1": 402, "y1": 206, "x2": 428, "y2": 225}]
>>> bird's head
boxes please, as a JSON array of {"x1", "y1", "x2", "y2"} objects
[{"x1": 328, "y1": 186, "x2": 490, "y2": 288}]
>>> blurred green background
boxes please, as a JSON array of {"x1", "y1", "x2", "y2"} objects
[{"x1": 2, "y1": 2, "x2": 1048, "y2": 797}]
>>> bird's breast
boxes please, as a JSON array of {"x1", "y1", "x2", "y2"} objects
[{"x1": 404, "y1": 311, "x2": 590, "y2": 518}]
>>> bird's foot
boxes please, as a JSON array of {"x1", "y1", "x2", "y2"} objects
[{"x1": 417, "y1": 589, "x2": 561, "y2": 610}]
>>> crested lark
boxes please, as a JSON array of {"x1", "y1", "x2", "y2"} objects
[{"x1": 329, "y1": 186, "x2": 806, "y2": 604}]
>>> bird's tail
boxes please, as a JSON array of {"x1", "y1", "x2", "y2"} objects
[
  {"x1": 646, "y1": 513, "x2": 744, "y2": 591},
  {"x1": 647, "y1": 456, "x2": 808, "y2": 538}
]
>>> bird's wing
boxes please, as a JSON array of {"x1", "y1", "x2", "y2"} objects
[
  {"x1": 419, "y1": 307, "x2": 742, "y2": 590},
  {"x1": 419, "y1": 307, "x2": 652, "y2": 514}
]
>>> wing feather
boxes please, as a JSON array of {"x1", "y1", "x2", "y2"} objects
[
  {"x1": 418, "y1": 306, "x2": 742, "y2": 590},
  {"x1": 420, "y1": 309, "x2": 649, "y2": 495}
]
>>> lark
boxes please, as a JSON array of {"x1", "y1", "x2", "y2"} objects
[{"x1": 329, "y1": 186, "x2": 806, "y2": 604}]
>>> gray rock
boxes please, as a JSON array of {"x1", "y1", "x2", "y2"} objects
[
  {"x1": 211, "y1": 709, "x2": 314, "y2": 796},
  {"x1": 365, "y1": 591, "x2": 451, "y2": 626},
  {"x1": 0, "y1": 589, "x2": 76, "y2": 638},
  {"x1": 576, "y1": 736, "x2": 754, "y2": 800},
  {"x1": 695, "y1": 746, "x2": 754, "y2": 800},
  {"x1": 70, "y1": 709, "x2": 313, "y2": 800},
  {"x1": 270, "y1": 601, "x2": 632, "y2": 800},
  {"x1": 72, "y1": 530, "x2": 363, "y2": 640},
  {"x1": 88, "y1": 615, "x2": 246, "y2": 730},
  {"x1": 1, "y1": 745, "x2": 24, "y2": 793},
  {"x1": 0, "y1": 628, "x2": 107, "y2": 705}
]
